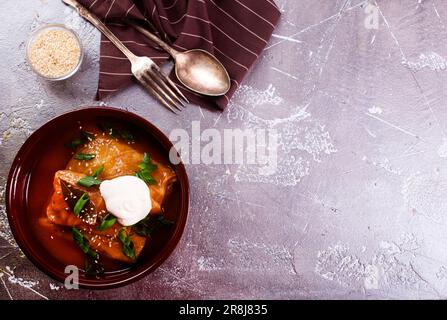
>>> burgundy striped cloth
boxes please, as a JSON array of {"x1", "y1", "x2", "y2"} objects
[{"x1": 77, "y1": 0, "x2": 281, "y2": 110}]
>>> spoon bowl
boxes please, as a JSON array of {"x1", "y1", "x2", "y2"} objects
[
  {"x1": 129, "y1": 22, "x2": 231, "y2": 97},
  {"x1": 175, "y1": 49, "x2": 231, "y2": 96}
]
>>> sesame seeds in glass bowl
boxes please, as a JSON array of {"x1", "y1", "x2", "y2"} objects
[{"x1": 26, "y1": 24, "x2": 83, "y2": 81}]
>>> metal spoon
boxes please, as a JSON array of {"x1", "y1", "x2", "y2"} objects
[{"x1": 129, "y1": 23, "x2": 231, "y2": 97}]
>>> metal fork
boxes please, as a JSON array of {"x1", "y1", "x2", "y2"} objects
[{"x1": 62, "y1": 0, "x2": 188, "y2": 113}]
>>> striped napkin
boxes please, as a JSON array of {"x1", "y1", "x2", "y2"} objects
[{"x1": 77, "y1": 0, "x2": 281, "y2": 110}]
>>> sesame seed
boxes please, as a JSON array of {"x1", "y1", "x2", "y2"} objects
[{"x1": 28, "y1": 29, "x2": 81, "y2": 78}]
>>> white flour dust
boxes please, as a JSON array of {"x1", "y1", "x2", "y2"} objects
[
  {"x1": 0, "y1": 117, "x2": 33, "y2": 146},
  {"x1": 5, "y1": 266, "x2": 39, "y2": 289},
  {"x1": 0, "y1": 182, "x2": 17, "y2": 248},
  {"x1": 196, "y1": 237, "x2": 295, "y2": 274},
  {"x1": 314, "y1": 234, "x2": 429, "y2": 294},
  {"x1": 196, "y1": 256, "x2": 224, "y2": 272},
  {"x1": 227, "y1": 237, "x2": 295, "y2": 274},
  {"x1": 49, "y1": 283, "x2": 63, "y2": 291},
  {"x1": 368, "y1": 106, "x2": 383, "y2": 114},
  {"x1": 227, "y1": 84, "x2": 337, "y2": 187},
  {"x1": 361, "y1": 155, "x2": 402, "y2": 175},
  {"x1": 315, "y1": 244, "x2": 366, "y2": 287},
  {"x1": 231, "y1": 84, "x2": 283, "y2": 108},
  {"x1": 1, "y1": 266, "x2": 48, "y2": 300},
  {"x1": 402, "y1": 52, "x2": 447, "y2": 72},
  {"x1": 35, "y1": 99, "x2": 44, "y2": 110},
  {"x1": 402, "y1": 172, "x2": 447, "y2": 223}
]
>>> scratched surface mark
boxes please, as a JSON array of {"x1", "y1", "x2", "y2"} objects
[{"x1": 3, "y1": 0, "x2": 447, "y2": 299}]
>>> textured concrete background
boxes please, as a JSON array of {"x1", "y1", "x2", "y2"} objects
[{"x1": 3, "y1": 0, "x2": 447, "y2": 299}]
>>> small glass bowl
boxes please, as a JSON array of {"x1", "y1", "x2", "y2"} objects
[{"x1": 26, "y1": 24, "x2": 84, "y2": 81}]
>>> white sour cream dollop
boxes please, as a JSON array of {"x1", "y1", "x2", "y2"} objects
[{"x1": 99, "y1": 176, "x2": 151, "y2": 226}]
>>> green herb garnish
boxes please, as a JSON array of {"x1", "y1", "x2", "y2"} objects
[
  {"x1": 66, "y1": 130, "x2": 95, "y2": 149},
  {"x1": 118, "y1": 228, "x2": 136, "y2": 260},
  {"x1": 97, "y1": 122, "x2": 114, "y2": 134},
  {"x1": 92, "y1": 165, "x2": 104, "y2": 178},
  {"x1": 81, "y1": 130, "x2": 95, "y2": 141},
  {"x1": 135, "y1": 153, "x2": 157, "y2": 185},
  {"x1": 96, "y1": 214, "x2": 117, "y2": 231},
  {"x1": 74, "y1": 153, "x2": 96, "y2": 160},
  {"x1": 133, "y1": 214, "x2": 175, "y2": 237},
  {"x1": 97, "y1": 122, "x2": 135, "y2": 141},
  {"x1": 72, "y1": 228, "x2": 104, "y2": 278},
  {"x1": 77, "y1": 176, "x2": 102, "y2": 188},
  {"x1": 73, "y1": 193, "x2": 89, "y2": 216},
  {"x1": 77, "y1": 165, "x2": 104, "y2": 187},
  {"x1": 66, "y1": 138, "x2": 83, "y2": 149},
  {"x1": 71, "y1": 227, "x2": 98, "y2": 257}
]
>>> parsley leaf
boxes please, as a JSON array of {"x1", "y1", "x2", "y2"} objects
[{"x1": 135, "y1": 153, "x2": 157, "y2": 185}]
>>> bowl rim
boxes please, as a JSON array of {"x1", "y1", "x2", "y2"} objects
[
  {"x1": 26, "y1": 23, "x2": 84, "y2": 81},
  {"x1": 5, "y1": 106, "x2": 190, "y2": 289}
]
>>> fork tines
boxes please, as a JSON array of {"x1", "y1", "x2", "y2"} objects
[{"x1": 136, "y1": 63, "x2": 188, "y2": 114}]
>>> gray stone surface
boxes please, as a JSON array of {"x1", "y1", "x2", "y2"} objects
[{"x1": 2, "y1": 0, "x2": 447, "y2": 299}]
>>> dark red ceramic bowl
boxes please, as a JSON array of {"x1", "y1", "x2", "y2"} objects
[{"x1": 5, "y1": 107, "x2": 189, "y2": 289}]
